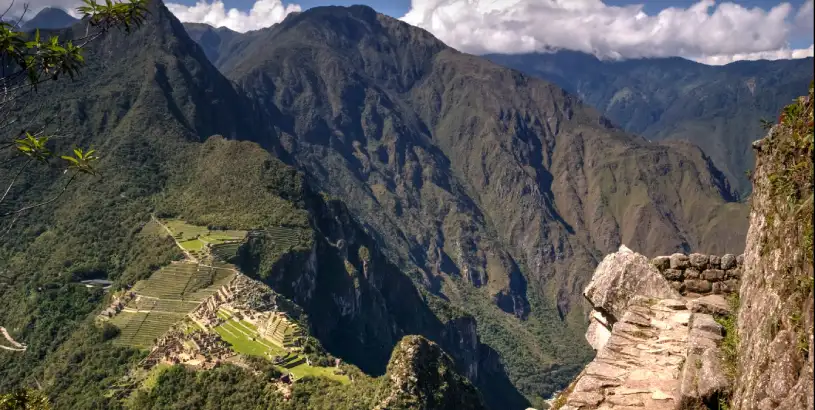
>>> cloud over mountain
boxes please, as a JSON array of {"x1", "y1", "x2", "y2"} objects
[
  {"x1": 400, "y1": 0, "x2": 814, "y2": 64},
  {"x1": 166, "y1": 0, "x2": 300, "y2": 31},
  {"x1": 3, "y1": 0, "x2": 812, "y2": 65}
]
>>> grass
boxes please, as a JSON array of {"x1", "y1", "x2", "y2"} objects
[
  {"x1": 213, "y1": 311, "x2": 348, "y2": 383},
  {"x1": 214, "y1": 321, "x2": 284, "y2": 357},
  {"x1": 163, "y1": 219, "x2": 247, "y2": 248}
]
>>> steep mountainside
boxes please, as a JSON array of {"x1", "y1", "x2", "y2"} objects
[
  {"x1": 20, "y1": 7, "x2": 78, "y2": 30},
  {"x1": 551, "y1": 84, "x2": 813, "y2": 410},
  {"x1": 732, "y1": 83, "x2": 813, "y2": 409},
  {"x1": 184, "y1": 6, "x2": 748, "y2": 402},
  {"x1": 0, "y1": 2, "x2": 493, "y2": 409},
  {"x1": 485, "y1": 51, "x2": 814, "y2": 197}
]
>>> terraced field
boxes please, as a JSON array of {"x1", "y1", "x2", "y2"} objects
[
  {"x1": 111, "y1": 311, "x2": 184, "y2": 348},
  {"x1": 213, "y1": 309, "x2": 347, "y2": 382},
  {"x1": 131, "y1": 263, "x2": 233, "y2": 301},
  {"x1": 162, "y1": 219, "x2": 246, "y2": 253},
  {"x1": 111, "y1": 263, "x2": 235, "y2": 348},
  {"x1": 264, "y1": 226, "x2": 301, "y2": 249},
  {"x1": 211, "y1": 242, "x2": 241, "y2": 263}
]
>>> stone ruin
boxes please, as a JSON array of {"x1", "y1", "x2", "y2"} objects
[
  {"x1": 559, "y1": 245, "x2": 736, "y2": 410},
  {"x1": 650, "y1": 252, "x2": 744, "y2": 297},
  {"x1": 144, "y1": 325, "x2": 234, "y2": 370},
  {"x1": 97, "y1": 291, "x2": 136, "y2": 321}
]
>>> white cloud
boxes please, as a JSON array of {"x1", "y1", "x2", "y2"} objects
[
  {"x1": 696, "y1": 43, "x2": 814, "y2": 65},
  {"x1": 0, "y1": 0, "x2": 83, "y2": 20},
  {"x1": 165, "y1": 0, "x2": 300, "y2": 32},
  {"x1": 400, "y1": 0, "x2": 814, "y2": 64}
]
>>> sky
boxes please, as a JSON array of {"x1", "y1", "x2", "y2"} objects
[{"x1": 3, "y1": 0, "x2": 814, "y2": 65}]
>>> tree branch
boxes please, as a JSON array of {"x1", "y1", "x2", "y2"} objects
[
  {"x1": 1, "y1": 172, "x2": 76, "y2": 217},
  {"x1": 0, "y1": 157, "x2": 32, "y2": 204}
]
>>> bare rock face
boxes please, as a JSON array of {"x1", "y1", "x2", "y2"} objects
[
  {"x1": 584, "y1": 245, "x2": 681, "y2": 323},
  {"x1": 731, "y1": 93, "x2": 814, "y2": 410}
]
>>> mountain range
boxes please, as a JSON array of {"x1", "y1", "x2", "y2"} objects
[
  {"x1": 485, "y1": 51, "x2": 815, "y2": 197},
  {"x1": 19, "y1": 7, "x2": 78, "y2": 31},
  {"x1": 2, "y1": 2, "x2": 809, "y2": 408}
]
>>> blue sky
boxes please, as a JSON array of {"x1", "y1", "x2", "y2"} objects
[
  {"x1": 12, "y1": 0, "x2": 814, "y2": 64},
  {"x1": 165, "y1": 0, "x2": 813, "y2": 50}
]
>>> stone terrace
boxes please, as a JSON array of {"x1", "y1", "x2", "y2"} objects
[
  {"x1": 559, "y1": 246, "x2": 734, "y2": 410},
  {"x1": 651, "y1": 253, "x2": 744, "y2": 297}
]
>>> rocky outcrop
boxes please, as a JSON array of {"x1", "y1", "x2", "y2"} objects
[
  {"x1": 650, "y1": 253, "x2": 744, "y2": 297},
  {"x1": 556, "y1": 247, "x2": 733, "y2": 410},
  {"x1": 729, "y1": 87, "x2": 814, "y2": 410},
  {"x1": 583, "y1": 245, "x2": 680, "y2": 351},
  {"x1": 558, "y1": 86, "x2": 814, "y2": 410},
  {"x1": 375, "y1": 335, "x2": 487, "y2": 410}
]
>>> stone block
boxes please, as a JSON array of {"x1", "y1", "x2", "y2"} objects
[
  {"x1": 684, "y1": 279, "x2": 712, "y2": 293},
  {"x1": 698, "y1": 348, "x2": 731, "y2": 402},
  {"x1": 670, "y1": 281, "x2": 685, "y2": 292},
  {"x1": 691, "y1": 313, "x2": 723, "y2": 335},
  {"x1": 670, "y1": 253, "x2": 690, "y2": 269},
  {"x1": 721, "y1": 254, "x2": 737, "y2": 269},
  {"x1": 723, "y1": 279, "x2": 739, "y2": 293},
  {"x1": 712, "y1": 282, "x2": 722, "y2": 294},
  {"x1": 726, "y1": 268, "x2": 742, "y2": 279},
  {"x1": 651, "y1": 256, "x2": 670, "y2": 270},
  {"x1": 702, "y1": 269, "x2": 725, "y2": 281},
  {"x1": 689, "y1": 295, "x2": 732, "y2": 316},
  {"x1": 664, "y1": 268, "x2": 684, "y2": 280},
  {"x1": 685, "y1": 268, "x2": 701, "y2": 279},
  {"x1": 709, "y1": 255, "x2": 721, "y2": 269},
  {"x1": 689, "y1": 253, "x2": 709, "y2": 269}
]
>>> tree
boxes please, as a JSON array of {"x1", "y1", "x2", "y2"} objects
[
  {"x1": 0, "y1": 388, "x2": 50, "y2": 410},
  {"x1": 0, "y1": 0, "x2": 148, "y2": 241}
]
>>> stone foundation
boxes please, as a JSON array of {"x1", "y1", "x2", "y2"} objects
[{"x1": 650, "y1": 253, "x2": 744, "y2": 297}]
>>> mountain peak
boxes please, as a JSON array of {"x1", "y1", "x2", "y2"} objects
[{"x1": 21, "y1": 7, "x2": 78, "y2": 31}]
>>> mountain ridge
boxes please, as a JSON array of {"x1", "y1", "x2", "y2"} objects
[
  {"x1": 20, "y1": 7, "x2": 78, "y2": 31},
  {"x1": 183, "y1": 6, "x2": 748, "y2": 402},
  {"x1": 484, "y1": 50, "x2": 815, "y2": 197}
]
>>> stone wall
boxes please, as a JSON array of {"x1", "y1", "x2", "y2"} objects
[{"x1": 650, "y1": 253, "x2": 744, "y2": 297}]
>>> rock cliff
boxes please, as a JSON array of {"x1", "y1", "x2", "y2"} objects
[{"x1": 554, "y1": 84, "x2": 813, "y2": 410}]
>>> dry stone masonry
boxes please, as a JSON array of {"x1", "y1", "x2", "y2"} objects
[
  {"x1": 650, "y1": 252, "x2": 744, "y2": 297},
  {"x1": 558, "y1": 246, "x2": 734, "y2": 410}
]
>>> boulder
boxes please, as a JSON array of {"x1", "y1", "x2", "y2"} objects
[
  {"x1": 583, "y1": 245, "x2": 680, "y2": 321},
  {"x1": 709, "y1": 255, "x2": 722, "y2": 269},
  {"x1": 684, "y1": 279, "x2": 712, "y2": 294},
  {"x1": 688, "y1": 295, "x2": 732, "y2": 316},
  {"x1": 651, "y1": 256, "x2": 671, "y2": 270},
  {"x1": 721, "y1": 254, "x2": 737, "y2": 269},
  {"x1": 664, "y1": 269, "x2": 684, "y2": 280},
  {"x1": 689, "y1": 253, "x2": 709, "y2": 269},
  {"x1": 702, "y1": 269, "x2": 725, "y2": 281},
  {"x1": 670, "y1": 253, "x2": 690, "y2": 269},
  {"x1": 685, "y1": 268, "x2": 701, "y2": 279}
]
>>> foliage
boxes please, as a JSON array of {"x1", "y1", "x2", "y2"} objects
[
  {"x1": 714, "y1": 293, "x2": 741, "y2": 382},
  {"x1": 0, "y1": 389, "x2": 50, "y2": 410},
  {"x1": 129, "y1": 364, "x2": 381, "y2": 410},
  {"x1": 0, "y1": 0, "x2": 149, "y2": 243}
]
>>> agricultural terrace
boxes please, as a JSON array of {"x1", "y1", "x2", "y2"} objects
[
  {"x1": 263, "y1": 226, "x2": 302, "y2": 250},
  {"x1": 110, "y1": 262, "x2": 235, "y2": 348},
  {"x1": 162, "y1": 219, "x2": 246, "y2": 258},
  {"x1": 214, "y1": 309, "x2": 348, "y2": 383}
]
